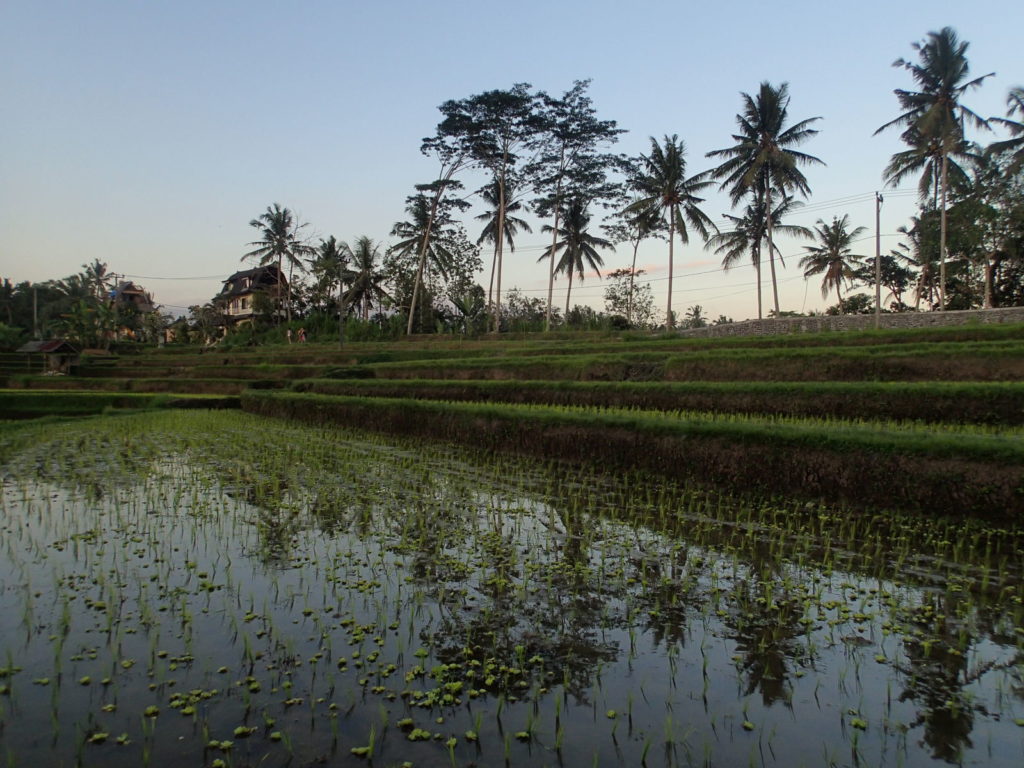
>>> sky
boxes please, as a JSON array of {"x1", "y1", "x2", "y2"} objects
[{"x1": 1, "y1": 0, "x2": 1020, "y2": 322}]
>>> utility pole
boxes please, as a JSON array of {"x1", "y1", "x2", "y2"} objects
[
  {"x1": 874, "y1": 192, "x2": 883, "y2": 329},
  {"x1": 33, "y1": 285, "x2": 39, "y2": 339}
]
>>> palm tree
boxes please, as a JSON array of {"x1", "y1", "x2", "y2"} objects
[
  {"x1": 881, "y1": 128, "x2": 976, "y2": 204},
  {"x1": 475, "y1": 179, "x2": 532, "y2": 311},
  {"x1": 0, "y1": 278, "x2": 15, "y2": 325},
  {"x1": 309, "y1": 236, "x2": 352, "y2": 343},
  {"x1": 798, "y1": 215, "x2": 867, "y2": 310},
  {"x1": 707, "y1": 82, "x2": 823, "y2": 317},
  {"x1": 705, "y1": 194, "x2": 811, "y2": 319},
  {"x1": 244, "y1": 203, "x2": 315, "y2": 324},
  {"x1": 887, "y1": 217, "x2": 939, "y2": 310},
  {"x1": 391, "y1": 194, "x2": 472, "y2": 331},
  {"x1": 537, "y1": 198, "x2": 613, "y2": 318},
  {"x1": 989, "y1": 86, "x2": 1024, "y2": 174},
  {"x1": 628, "y1": 135, "x2": 716, "y2": 327},
  {"x1": 345, "y1": 237, "x2": 389, "y2": 321},
  {"x1": 309, "y1": 236, "x2": 350, "y2": 308},
  {"x1": 81, "y1": 260, "x2": 113, "y2": 302},
  {"x1": 875, "y1": 27, "x2": 993, "y2": 309}
]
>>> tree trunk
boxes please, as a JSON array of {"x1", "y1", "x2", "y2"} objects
[
  {"x1": 984, "y1": 257, "x2": 994, "y2": 309},
  {"x1": 493, "y1": 155, "x2": 509, "y2": 333},
  {"x1": 564, "y1": 268, "x2": 574, "y2": 319},
  {"x1": 337, "y1": 286, "x2": 347, "y2": 349},
  {"x1": 545, "y1": 149, "x2": 565, "y2": 332},
  {"x1": 939, "y1": 152, "x2": 948, "y2": 311},
  {"x1": 753, "y1": 246, "x2": 762, "y2": 320},
  {"x1": 487, "y1": 242, "x2": 498, "y2": 312},
  {"x1": 276, "y1": 257, "x2": 284, "y2": 325},
  {"x1": 628, "y1": 238, "x2": 640, "y2": 326},
  {"x1": 407, "y1": 194, "x2": 440, "y2": 336},
  {"x1": 287, "y1": 261, "x2": 294, "y2": 325},
  {"x1": 666, "y1": 211, "x2": 675, "y2": 328},
  {"x1": 766, "y1": 185, "x2": 780, "y2": 317}
]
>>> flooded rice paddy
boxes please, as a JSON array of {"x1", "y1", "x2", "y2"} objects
[{"x1": 1, "y1": 410, "x2": 1022, "y2": 767}]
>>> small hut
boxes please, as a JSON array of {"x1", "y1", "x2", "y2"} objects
[{"x1": 16, "y1": 340, "x2": 80, "y2": 375}]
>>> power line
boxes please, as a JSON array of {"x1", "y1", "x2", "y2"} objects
[{"x1": 123, "y1": 273, "x2": 229, "y2": 281}]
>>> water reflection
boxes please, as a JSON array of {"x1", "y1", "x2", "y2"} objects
[{"x1": 2, "y1": 414, "x2": 1023, "y2": 768}]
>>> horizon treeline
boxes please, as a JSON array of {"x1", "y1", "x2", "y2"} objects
[{"x1": 3, "y1": 27, "x2": 1022, "y2": 347}]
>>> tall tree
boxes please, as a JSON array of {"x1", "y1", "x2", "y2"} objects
[
  {"x1": 475, "y1": 177, "x2": 532, "y2": 309},
  {"x1": 707, "y1": 82, "x2": 823, "y2": 317},
  {"x1": 797, "y1": 215, "x2": 867, "y2": 309},
  {"x1": 891, "y1": 216, "x2": 941, "y2": 310},
  {"x1": 602, "y1": 201, "x2": 664, "y2": 326},
  {"x1": 538, "y1": 198, "x2": 614, "y2": 318},
  {"x1": 388, "y1": 197, "x2": 481, "y2": 333},
  {"x1": 243, "y1": 203, "x2": 315, "y2": 324},
  {"x1": 628, "y1": 135, "x2": 716, "y2": 328},
  {"x1": 705, "y1": 194, "x2": 810, "y2": 319},
  {"x1": 530, "y1": 81, "x2": 624, "y2": 330},
  {"x1": 875, "y1": 27, "x2": 993, "y2": 310},
  {"x1": 989, "y1": 86, "x2": 1024, "y2": 175},
  {"x1": 403, "y1": 117, "x2": 477, "y2": 336},
  {"x1": 881, "y1": 128, "x2": 975, "y2": 204},
  {"x1": 309, "y1": 236, "x2": 352, "y2": 344},
  {"x1": 437, "y1": 84, "x2": 545, "y2": 330},
  {"x1": 308, "y1": 236, "x2": 350, "y2": 312},
  {"x1": 345, "y1": 237, "x2": 389, "y2": 321},
  {"x1": 81, "y1": 260, "x2": 114, "y2": 302},
  {"x1": 390, "y1": 194, "x2": 466, "y2": 284}
]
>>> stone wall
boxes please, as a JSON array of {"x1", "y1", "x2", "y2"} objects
[{"x1": 676, "y1": 306, "x2": 1024, "y2": 338}]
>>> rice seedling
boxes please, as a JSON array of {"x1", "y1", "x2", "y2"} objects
[{"x1": 0, "y1": 409, "x2": 1021, "y2": 766}]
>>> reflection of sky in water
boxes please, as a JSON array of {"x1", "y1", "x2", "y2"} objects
[{"x1": 1, "y1": 414, "x2": 1022, "y2": 767}]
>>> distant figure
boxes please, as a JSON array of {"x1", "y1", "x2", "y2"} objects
[
  {"x1": 298, "y1": 327, "x2": 307, "y2": 343},
  {"x1": 286, "y1": 328, "x2": 293, "y2": 344}
]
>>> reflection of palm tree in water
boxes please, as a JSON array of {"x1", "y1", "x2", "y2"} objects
[
  {"x1": 719, "y1": 574, "x2": 811, "y2": 707},
  {"x1": 894, "y1": 593, "x2": 990, "y2": 763}
]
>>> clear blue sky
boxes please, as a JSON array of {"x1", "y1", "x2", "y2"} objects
[{"x1": 1, "y1": 0, "x2": 1019, "y2": 321}]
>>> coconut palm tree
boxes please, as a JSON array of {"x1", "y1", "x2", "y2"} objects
[
  {"x1": 875, "y1": 27, "x2": 993, "y2": 309},
  {"x1": 345, "y1": 237, "x2": 390, "y2": 321},
  {"x1": 798, "y1": 215, "x2": 867, "y2": 310},
  {"x1": 707, "y1": 82, "x2": 823, "y2": 318},
  {"x1": 475, "y1": 179, "x2": 532, "y2": 310},
  {"x1": 308, "y1": 236, "x2": 350, "y2": 310},
  {"x1": 628, "y1": 135, "x2": 716, "y2": 327},
  {"x1": 244, "y1": 203, "x2": 315, "y2": 324},
  {"x1": 881, "y1": 128, "x2": 976, "y2": 204},
  {"x1": 888, "y1": 217, "x2": 940, "y2": 310},
  {"x1": 989, "y1": 86, "x2": 1024, "y2": 174},
  {"x1": 308, "y1": 236, "x2": 353, "y2": 344},
  {"x1": 705, "y1": 194, "x2": 811, "y2": 319},
  {"x1": 537, "y1": 198, "x2": 613, "y2": 318},
  {"x1": 81, "y1": 260, "x2": 114, "y2": 302}
]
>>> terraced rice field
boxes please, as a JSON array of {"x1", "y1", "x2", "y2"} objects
[
  {"x1": 2, "y1": 324, "x2": 1024, "y2": 765},
  {"x1": 1, "y1": 411, "x2": 1022, "y2": 767}
]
